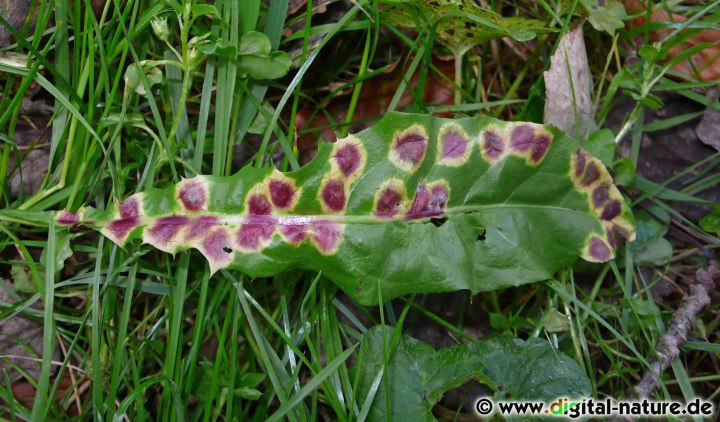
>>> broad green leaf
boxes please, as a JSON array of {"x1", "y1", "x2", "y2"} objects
[
  {"x1": 57, "y1": 112, "x2": 635, "y2": 305},
  {"x1": 381, "y1": 0, "x2": 545, "y2": 54},
  {"x1": 354, "y1": 326, "x2": 592, "y2": 421}
]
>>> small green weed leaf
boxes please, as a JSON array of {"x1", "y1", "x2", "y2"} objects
[
  {"x1": 638, "y1": 43, "x2": 667, "y2": 64},
  {"x1": 381, "y1": 0, "x2": 545, "y2": 54},
  {"x1": 541, "y1": 308, "x2": 570, "y2": 333},
  {"x1": 583, "y1": 129, "x2": 615, "y2": 169},
  {"x1": 579, "y1": 0, "x2": 627, "y2": 35},
  {"x1": 11, "y1": 264, "x2": 36, "y2": 293},
  {"x1": 163, "y1": 0, "x2": 183, "y2": 16},
  {"x1": 627, "y1": 91, "x2": 664, "y2": 110},
  {"x1": 632, "y1": 236, "x2": 673, "y2": 266},
  {"x1": 196, "y1": 38, "x2": 236, "y2": 58},
  {"x1": 489, "y1": 312, "x2": 525, "y2": 331},
  {"x1": 699, "y1": 205, "x2": 720, "y2": 235},
  {"x1": 124, "y1": 63, "x2": 163, "y2": 96},
  {"x1": 629, "y1": 208, "x2": 672, "y2": 266},
  {"x1": 355, "y1": 326, "x2": 591, "y2": 421},
  {"x1": 58, "y1": 112, "x2": 635, "y2": 305},
  {"x1": 248, "y1": 101, "x2": 275, "y2": 134},
  {"x1": 238, "y1": 50, "x2": 292, "y2": 80},
  {"x1": 191, "y1": 4, "x2": 219, "y2": 18},
  {"x1": 40, "y1": 230, "x2": 74, "y2": 275},
  {"x1": 237, "y1": 31, "x2": 292, "y2": 80},
  {"x1": 239, "y1": 31, "x2": 272, "y2": 56},
  {"x1": 612, "y1": 158, "x2": 635, "y2": 186}
]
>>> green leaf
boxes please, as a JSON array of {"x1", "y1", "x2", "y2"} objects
[
  {"x1": 541, "y1": 308, "x2": 570, "y2": 333},
  {"x1": 238, "y1": 31, "x2": 272, "y2": 56},
  {"x1": 381, "y1": 0, "x2": 546, "y2": 54},
  {"x1": 58, "y1": 112, "x2": 635, "y2": 305},
  {"x1": 627, "y1": 91, "x2": 664, "y2": 110},
  {"x1": 237, "y1": 31, "x2": 292, "y2": 80},
  {"x1": 191, "y1": 4, "x2": 219, "y2": 18},
  {"x1": 628, "y1": 208, "x2": 672, "y2": 266},
  {"x1": 354, "y1": 326, "x2": 591, "y2": 421},
  {"x1": 612, "y1": 158, "x2": 635, "y2": 186},
  {"x1": 40, "y1": 230, "x2": 74, "y2": 275},
  {"x1": 11, "y1": 264, "x2": 37, "y2": 293},
  {"x1": 248, "y1": 101, "x2": 275, "y2": 134},
  {"x1": 124, "y1": 63, "x2": 163, "y2": 97},
  {"x1": 699, "y1": 205, "x2": 720, "y2": 235},
  {"x1": 238, "y1": 50, "x2": 292, "y2": 80},
  {"x1": 582, "y1": 129, "x2": 615, "y2": 169},
  {"x1": 196, "y1": 38, "x2": 236, "y2": 58},
  {"x1": 579, "y1": 0, "x2": 627, "y2": 35}
]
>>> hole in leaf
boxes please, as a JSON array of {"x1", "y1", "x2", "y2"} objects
[
  {"x1": 223, "y1": 247, "x2": 233, "y2": 253},
  {"x1": 429, "y1": 217, "x2": 448, "y2": 227},
  {"x1": 477, "y1": 231, "x2": 487, "y2": 241}
]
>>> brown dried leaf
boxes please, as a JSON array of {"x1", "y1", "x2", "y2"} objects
[{"x1": 543, "y1": 26, "x2": 598, "y2": 138}]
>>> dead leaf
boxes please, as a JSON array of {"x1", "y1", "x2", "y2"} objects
[
  {"x1": 543, "y1": 25, "x2": 598, "y2": 138},
  {"x1": 696, "y1": 88, "x2": 720, "y2": 152},
  {"x1": 0, "y1": 285, "x2": 59, "y2": 384}
]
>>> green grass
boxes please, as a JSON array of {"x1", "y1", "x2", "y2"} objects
[{"x1": 1, "y1": 0, "x2": 719, "y2": 420}]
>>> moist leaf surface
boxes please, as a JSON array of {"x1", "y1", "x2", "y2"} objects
[{"x1": 58, "y1": 112, "x2": 635, "y2": 305}]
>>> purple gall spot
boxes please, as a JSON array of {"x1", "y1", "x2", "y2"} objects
[
  {"x1": 185, "y1": 216, "x2": 217, "y2": 240},
  {"x1": 589, "y1": 236, "x2": 612, "y2": 262},
  {"x1": 394, "y1": 132, "x2": 427, "y2": 166},
  {"x1": 509, "y1": 125, "x2": 534, "y2": 153},
  {"x1": 581, "y1": 162, "x2": 600, "y2": 186},
  {"x1": 269, "y1": 180, "x2": 295, "y2": 209},
  {"x1": 321, "y1": 179, "x2": 346, "y2": 212},
  {"x1": 178, "y1": 180, "x2": 207, "y2": 212},
  {"x1": 606, "y1": 227, "x2": 618, "y2": 249},
  {"x1": 574, "y1": 150, "x2": 586, "y2": 177},
  {"x1": 247, "y1": 194, "x2": 272, "y2": 215},
  {"x1": 375, "y1": 186, "x2": 403, "y2": 219},
  {"x1": 202, "y1": 229, "x2": 232, "y2": 263},
  {"x1": 600, "y1": 200, "x2": 622, "y2": 221},
  {"x1": 530, "y1": 134, "x2": 551, "y2": 162},
  {"x1": 592, "y1": 184, "x2": 610, "y2": 207},
  {"x1": 107, "y1": 217, "x2": 139, "y2": 241},
  {"x1": 407, "y1": 184, "x2": 431, "y2": 219},
  {"x1": 441, "y1": 130, "x2": 469, "y2": 159},
  {"x1": 428, "y1": 184, "x2": 449, "y2": 212},
  {"x1": 281, "y1": 223, "x2": 309, "y2": 244},
  {"x1": 57, "y1": 211, "x2": 79, "y2": 225},
  {"x1": 408, "y1": 183, "x2": 449, "y2": 219},
  {"x1": 311, "y1": 220, "x2": 342, "y2": 254},
  {"x1": 483, "y1": 130, "x2": 505, "y2": 160},
  {"x1": 148, "y1": 216, "x2": 189, "y2": 245},
  {"x1": 119, "y1": 197, "x2": 140, "y2": 219},
  {"x1": 334, "y1": 143, "x2": 362, "y2": 177},
  {"x1": 237, "y1": 216, "x2": 276, "y2": 251}
]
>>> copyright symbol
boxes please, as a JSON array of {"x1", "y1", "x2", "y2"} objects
[{"x1": 475, "y1": 398, "x2": 493, "y2": 415}]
